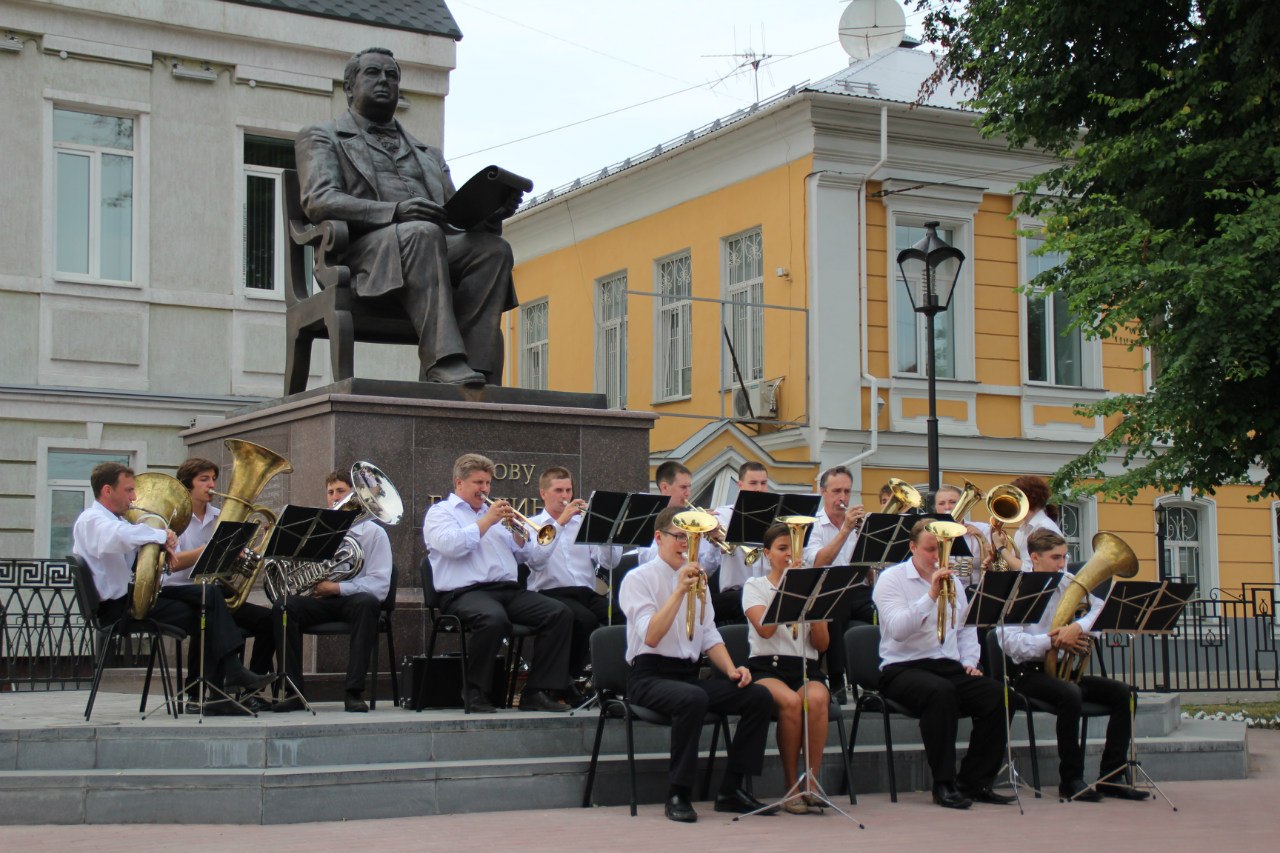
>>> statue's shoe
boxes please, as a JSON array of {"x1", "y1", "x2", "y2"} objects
[{"x1": 425, "y1": 359, "x2": 485, "y2": 385}]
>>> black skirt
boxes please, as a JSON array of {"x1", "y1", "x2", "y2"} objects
[{"x1": 747, "y1": 654, "x2": 826, "y2": 692}]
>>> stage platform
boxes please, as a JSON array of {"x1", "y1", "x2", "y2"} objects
[{"x1": 0, "y1": 688, "x2": 1247, "y2": 825}]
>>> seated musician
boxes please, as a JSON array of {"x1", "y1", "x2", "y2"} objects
[
  {"x1": 619, "y1": 505, "x2": 772, "y2": 822},
  {"x1": 1010, "y1": 475, "x2": 1062, "y2": 558},
  {"x1": 742, "y1": 522, "x2": 830, "y2": 813},
  {"x1": 933, "y1": 483, "x2": 1021, "y2": 581},
  {"x1": 423, "y1": 453, "x2": 574, "y2": 714},
  {"x1": 872, "y1": 518, "x2": 1012, "y2": 809},
  {"x1": 636, "y1": 460, "x2": 721, "y2": 572},
  {"x1": 803, "y1": 465, "x2": 870, "y2": 699},
  {"x1": 709, "y1": 461, "x2": 770, "y2": 625},
  {"x1": 72, "y1": 462, "x2": 273, "y2": 708},
  {"x1": 996, "y1": 529, "x2": 1148, "y2": 801},
  {"x1": 524, "y1": 466, "x2": 622, "y2": 699},
  {"x1": 272, "y1": 469, "x2": 391, "y2": 713},
  {"x1": 166, "y1": 457, "x2": 276, "y2": 706}
]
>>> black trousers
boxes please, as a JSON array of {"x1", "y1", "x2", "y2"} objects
[
  {"x1": 536, "y1": 586, "x2": 611, "y2": 677},
  {"x1": 273, "y1": 593, "x2": 380, "y2": 694},
  {"x1": 441, "y1": 583, "x2": 572, "y2": 695},
  {"x1": 711, "y1": 585, "x2": 745, "y2": 626},
  {"x1": 628, "y1": 655, "x2": 773, "y2": 790},
  {"x1": 99, "y1": 585, "x2": 244, "y2": 687},
  {"x1": 1014, "y1": 667, "x2": 1132, "y2": 782},
  {"x1": 880, "y1": 658, "x2": 1007, "y2": 788},
  {"x1": 182, "y1": 600, "x2": 275, "y2": 687},
  {"x1": 822, "y1": 586, "x2": 876, "y2": 686}
]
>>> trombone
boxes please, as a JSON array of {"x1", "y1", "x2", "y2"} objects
[{"x1": 482, "y1": 495, "x2": 556, "y2": 545}]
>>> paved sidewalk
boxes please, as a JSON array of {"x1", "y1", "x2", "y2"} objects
[{"x1": 6, "y1": 728, "x2": 1273, "y2": 853}]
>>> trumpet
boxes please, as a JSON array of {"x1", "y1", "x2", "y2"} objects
[
  {"x1": 688, "y1": 504, "x2": 736, "y2": 556},
  {"x1": 482, "y1": 496, "x2": 556, "y2": 545},
  {"x1": 672, "y1": 510, "x2": 716, "y2": 639},
  {"x1": 927, "y1": 520, "x2": 967, "y2": 643}
]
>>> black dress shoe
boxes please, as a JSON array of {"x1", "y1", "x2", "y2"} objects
[
  {"x1": 225, "y1": 665, "x2": 275, "y2": 693},
  {"x1": 664, "y1": 794, "x2": 697, "y2": 823},
  {"x1": 201, "y1": 699, "x2": 253, "y2": 717},
  {"x1": 1059, "y1": 778, "x2": 1104, "y2": 802},
  {"x1": 714, "y1": 787, "x2": 772, "y2": 815},
  {"x1": 932, "y1": 783, "x2": 973, "y2": 809},
  {"x1": 1096, "y1": 781, "x2": 1151, "y2": 800},
  {"x1": 272, "y1": 697, "x2": 307, "y2": 713},
  {"x1": 519, "y1": 689, "x2": 570, "y2": 713},
  {"x1": 464, "y1": 690, "x2": 497, "y2": 714},
  {"x1": 957, "y1": 784, "x2": 1018, "y2": 805},
  {"x1": 242, "y1": 696, "x2": 272, "y2": 714},
  {"x1": 344, "y1": 692, "x2": 369, "y2": 713}
]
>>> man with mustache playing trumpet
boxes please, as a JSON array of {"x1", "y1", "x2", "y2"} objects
[{"x1": 619, "y1": 505, "x2": 773, "y2": 823}]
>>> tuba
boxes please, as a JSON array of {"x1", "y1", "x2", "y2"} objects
[
  {"x1": 883, "y1": 478, "x2": 923, "y2": 515},
  {"x1": 208, "y1": 439, "x2": 294, "y2": 609},
  {"x1": 672, "y1": 509, "x2": 716, "y2": 639},
  {"x1": 126, "y1": 473, "x2": 193, "y2": 618},
  {"x1": 926, "y1": 520, "x2": 968, "y2": 643},
  {"x1": 1045, "y1": 532, "x2": 1139, "y2": 682},
  {"x1": 262, "y1": 461, "x2": 402, "y2": 601},
  {"x1": 986, "y1": 484, "x2": 1029, "y2": 570}
]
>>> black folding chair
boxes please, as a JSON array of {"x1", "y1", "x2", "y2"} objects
[
  {"x1": 68, "y1": 555, "x2": 187, "y2": 721},
  {"x1": 582, "y1": 625, "x2": 732, "y2": 815},
  {"x1": 844, "y1": 624, "x2": 920, "y2": 802},
  {"x1": 301, "y1": 564, "x2": 399, "y2": 709}
]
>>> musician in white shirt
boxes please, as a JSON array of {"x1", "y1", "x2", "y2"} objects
[
  {"x1": 525, "y1": 466, "x2": 622, "y2": 688},
  {"x1": 423, "y1": 453, "x2": 573, "y2": 714},
  {"x1": 872, "y1": 518, "x2": 1011, "y2": 809},
  {"x1": 709, "y1": 461, "x2": 770, "y2": 624},
  {"x1": 996, "y1": 529, "x2": 1147, "y2": 801},
  {"x1": 619, "y1": 505, "x2": 772, "y2": 823},
  {"x1": 1010, "y1": 475, "x2": 1063, "y2": 559},
  {"x1": 635, "y1": 460, "x2": 722, "y2": 572}
]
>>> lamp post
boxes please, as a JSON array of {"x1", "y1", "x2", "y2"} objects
[{"x1": 896, "y1": 221, "x2": 965, "y2": 492}]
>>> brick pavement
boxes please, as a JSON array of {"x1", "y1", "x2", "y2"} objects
[{"x1": 4, "y1": 728, "x2": 1273, "y2": 853}]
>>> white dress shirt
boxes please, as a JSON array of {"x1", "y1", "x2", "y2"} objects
[
  {"x1": 338, "y1": 518, "x2": 393, "y2": 601},
  {"x1": 1013, "y1": 509, "x2": 1064, "y2": 560},
  {"x1": 872, "y1": 559, "x2": 980, "y2": 670},
  {"x1": 619, "y1": 555, "x2": 723, "y2": 664},
  {"x1": 996, "y1": 571, "x2": 1104, "y2": 665},
  {"x1": 803, "y1": 506, "x2": 859, "y2": 567},
  {"x1": 742, "y1": 575, "x2": 817, "y2": 660},
  {"x1": 72, "y1": 500, "x2": 167, "y2": 601},
  {"x1": 711, "y1": 504, "x2": 760, "y2": 590},
  {"x1": 524, "y1": 509, "x2": 622, "y2": 591},
  {"x1": 423, "y1": 493, "x2": 537, "y2": 592},
  {"x1": 164, "y1": 504, "x2": 221, "y2": 587}
]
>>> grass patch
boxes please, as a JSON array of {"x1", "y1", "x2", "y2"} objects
[{"x1": 1183, "y1": 702, "x2": 1280, "y2": 718}]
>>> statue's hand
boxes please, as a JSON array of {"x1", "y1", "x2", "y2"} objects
[{"x1": 393, "y1": 198, "x2": 447, "y2": 224}]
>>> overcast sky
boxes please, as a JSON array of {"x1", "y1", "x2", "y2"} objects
[{"x1": 440, "y1": 1, "x2": 925, "y2": 193}]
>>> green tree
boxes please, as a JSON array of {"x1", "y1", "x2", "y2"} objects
[{"x1": 916, "y1": 0, "x2": 1280, "y2": 500}]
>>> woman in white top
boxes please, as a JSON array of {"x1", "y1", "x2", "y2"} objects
[
  {"x1": 1010, "y1": 475, "x2": 1064, "y2": 560},
  {"x1": 742, "y1": 523, "x2": 830, "y2": 812}
]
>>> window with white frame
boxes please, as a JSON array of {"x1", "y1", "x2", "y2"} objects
[
  {"x1": 520, "y1": 299, "x2": 549, "y2": 390},
  {"x1": 656, "y1": 252, "x2": 693, "y2": 400},
  {"x1": 53, "y1": 108, "x2": 136, "y2": 282},
  {"x1": 893, "y1": 222, "x2": 956, "y2": 378},
  {"x1": 1058, "y1": 502, "x2": 1086, "y2": 564},
  {"x1": 46, "y1": 450, "x2": 131, "y2": 558},
  {"x1": 724, "y1": 229, "x2": 764, "y2": 385},
  {"x1": 1161, "y1": 503, "x2": 1206, "y2": 595},
  {"x1": 596, "y1": 272, "x2": 628, "y2": 408},
  {"x1": 1025, "y1": 236, "x2": 1083, "y2": 386},
  {"x1": 243, "y1": 134, "x2": 311, "y2": 295}
]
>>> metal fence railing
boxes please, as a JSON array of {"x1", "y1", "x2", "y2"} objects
[{"x1": 0, "y1": 558, "x2": 96, "y2": 690}]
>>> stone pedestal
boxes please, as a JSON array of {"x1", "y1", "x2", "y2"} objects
[{"x1": 181, "y1": 384, "x2": 655, "y2": 688}]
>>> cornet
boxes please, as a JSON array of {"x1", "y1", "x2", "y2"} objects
[
  {"x1": 482, "y1": 496, "x2": 556, "y2": 545},
  {"x1": 672, "y1": 510, "x2": 716, "y2": 639},
  {"x1": 927, "y1": 520, "x2": 967, "y2": 643}
]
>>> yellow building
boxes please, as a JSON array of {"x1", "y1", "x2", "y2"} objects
[{"x1": 503, "y1": 47, "x2": 1278, "y2": 597}]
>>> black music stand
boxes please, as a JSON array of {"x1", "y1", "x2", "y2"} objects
[
  {"x1": 848, "y1": 513, "x2": 915, "y2": 576},
  {"x1": 966, "y1": 570, "x2": 1062, "y2": 811},
  {"x1": 574, "y1": 491, "x2": 667, "y2": 625},
  {"x1": 736, "y1": 564, "x2": 866, "y2": 827},
  {"x1": 724, "y1": 492, "x2": 822, "y2": 545},
  {"x1": 260, "y1": 505, "x2": 357, "y2": 715},
  {"x1": 1082, "y1": 579, "x2": 1194, "y2": 809},
  {"x1": 174, "y1": 520, "x2": 263, "y2": 722}
]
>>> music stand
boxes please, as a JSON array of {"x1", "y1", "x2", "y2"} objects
[
  {"x1": 260, "y1": 505, "x2": 357, "y2": 715},
  {"x1": 966, "y1": 570, "x2": 1062, "y2": 811},
  {"x1": 848, "y1": 513, "x2": 915, "y2": 575},
  {"x1": 172, "y1": 520, "x2": 262, "y2": 722},
  {"x1": 1082, "y1": 579, "x2": 1195, "y2": 810},
  {"x1": 736, "y1": 564, "x2": 868, "y2": 828},
  {"x1": 574, "y1": 491, "x2": 667, "y2": 625},
  {"x1": 723, "y1": 492, "x2": 822, "y2": 545}
]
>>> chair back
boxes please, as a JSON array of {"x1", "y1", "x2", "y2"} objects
[
  {"x1": 588, "y1": 624, "x2": 630, "y2": 696},
  {"x1": 844, "y1": 624, "x2": 883, "y2": 690},
  {"x1": 418, "y1": 556, "x2": 440, "y2": 611},
  {"x1": 718, "y1": 622, "x2": 750, "y2": 667},
  {"x1": 67, "y1": 555, "x2": 103, "y2": 631},
  {"x1": 383, "y1": 564, "x2": 399, "y2": 612}
]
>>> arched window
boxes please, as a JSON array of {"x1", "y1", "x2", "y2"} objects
[{"x1": 1156, "y1": 496, "x2": 1217, "y2": 601}]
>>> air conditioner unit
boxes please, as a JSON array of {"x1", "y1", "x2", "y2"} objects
[{"x1": 733, "y1": 377, "x2": 782, "y2": 420}]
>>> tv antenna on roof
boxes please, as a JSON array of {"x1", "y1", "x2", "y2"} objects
[
  {"x1": 704, "y1": 30, "x2": 788, "y2": 104},
  {"x1": 838, "y1": 0, "x2": 907, "y2": 61}
]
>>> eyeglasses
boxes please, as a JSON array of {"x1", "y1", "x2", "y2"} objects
[{"x1": 658, "y1": 530, "x2": 689, "y2": 543}]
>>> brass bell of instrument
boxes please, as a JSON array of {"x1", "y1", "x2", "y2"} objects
[{"x1": 673, "y1": 510, "x2": 717, "y2": 639}]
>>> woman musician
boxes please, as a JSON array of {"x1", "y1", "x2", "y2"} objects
[{"x1": 742, "y1": 522, "x2": 831, "y2": 813}]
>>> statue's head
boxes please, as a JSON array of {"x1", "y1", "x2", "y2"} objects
[{"x1": 343, "y1": 47, "x2": 401, "y2": 122}]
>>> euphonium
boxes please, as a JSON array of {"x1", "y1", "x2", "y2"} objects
[
  {"x1": 883, "y1": 478, "x2": 923, "y2": 514},
  {"x1": 986, "y1": 483, "x2": 1029, "y2": 571},
  {"x1": 926, "y1": 520, "x2": 967, "y2": 643},
  {"x1": 1045, "y1": 532, "x2": 1139, "y2": 682},
  {"x1": 673, "y1": 510, "x2": 716, "y2": 639},
  {"x1": 207, "y1": 439, "x2": 293, "y2": 609},
  {"x1": 125, "y1": 473, "x2": 193, "y2": 618}
]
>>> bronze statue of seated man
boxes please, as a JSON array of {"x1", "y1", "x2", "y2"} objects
[{"x1": 295, "y1": 47, "x2": 523, "y2": 386}]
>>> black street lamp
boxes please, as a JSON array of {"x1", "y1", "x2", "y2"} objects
[{"x1": 896, "y1": 221, "x2": 965, "y2": 492}]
